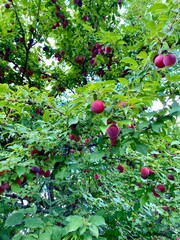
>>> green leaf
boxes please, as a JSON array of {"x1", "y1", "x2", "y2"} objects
[
  {"x1": 0, "y1": 84, "x2": 10, "y2": 94},
  {"x1": 117, "y1": 78, "x2": 128, "y2": 85},
  {"x1": 138, "y1": 121, "x2": 150, "y2": 130},
  {"x1": 25, "y1": 217, "x2": 45, "y2": 228},
  {"x1": 11, "y1": 183, "x2": 21, "y2": 193},
  {"x1": 89, "y1": 215, "x2": 105, "y2": 226},
  {"x1": 134, "y1": 201, "x2": 141, "y2": 212},
  {"x1": 152, "y1": 122, "x2": 164, "y2": 133},
  {"x1": 83, "y1": 233, "x2": 93, "y2": 240},
  {"x1": 136, "y1": 51, "x2": 148, "y2": 59},
  {"x1": 5, "y1": 213, "x2": 24, "y2": 227},
  {"x1": 89, "y1": 225, "x2": 99, "y2": 238},
  {"x1": 171, "y1": 140, "x2": 180, "y2": 146},
  {"x1": 170, "y1": 101, "x2": 180, "y2": 114},
  {"x1": 100, "y1": 125, "x2": 108, "y2": 135},
  {"x1": 16, "y1": 166, "x2": 26, "y2": 176},
  {"x1": 68, "y1": 117, "x2": 79, "y2": 126},
  {"x1": 23, "y1": 236, "x2": 37, "y2": 240},
  {"x1": 140, "y1": 195, "x2": 149, "y2": 206},
  {"x1": 100, "y1": 117, "x2": 108, "y2": 125},
  {"x1": 66, "y1": 216, "x2": 84, "y2": 233},
  {"x1": 12, "y1": 234, "x2": 23, "y2": 240},
  {"x1": 135, "y1": 143, "x2": 148, "y2": 156},
  {"x1": 148, "y1": 3, "x2": 168, "y2": 12},
  {"x1": 52, "y1": 226, "x2": 64, "y2": 240},
  {"x1": 122, "y1": 128, "x2": 134, "y2": 135},
  {"x1": 121, "y1": 57, "x2": 138, "y2": 70},
  {"x1": 79, "y1": 226, "x2": 87, "y2": 235},
  {"x1": 42, "y1": 110, "x2": 50, "y2": 122},
  {"x1": 39, "y1": 232, "x2": 51, "y2": 240}
]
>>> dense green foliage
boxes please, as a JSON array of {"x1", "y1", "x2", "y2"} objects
[{"x1": 0, "y1": 0, "x2": 180, "y2": 239}]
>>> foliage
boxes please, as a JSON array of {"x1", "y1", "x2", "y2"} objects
[{"x1": 0, "y1": 0, "x2": 180, "y2": 239}]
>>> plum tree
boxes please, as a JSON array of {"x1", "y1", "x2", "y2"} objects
[{"x1": 0, "y1": 0, "x2": 179, "y2": 239}]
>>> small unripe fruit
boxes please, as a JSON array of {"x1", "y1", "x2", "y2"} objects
[
  {"x1": 83, "y1": 15, "x2": 88, "y2": 21},
  {"x1": 162, "y1": 206, "x2": 169, "y2": 211},
  {"x1": 62, "y1": 20, "x2": 68, "y2": 29},
  {"x1": 44, "y1": 170, "x2": 51, "y2": 178},
  {"x1": 76, "y1": 55, "x2": 85, "y2": 65},
  {"x1": 94, "y1": 174, "x2": 100, "y2": 179},
  {"x1": 70, "y1": 149, "x2": 75, "y2": 153},
  {"x1": 156, "y1": 184, "x2": 166, "y2": 193},
  {"x1": 154, "y1": 55, "x2": 165, "y2": 68},
  {"x1": 5, "y1": 3, "x2": 11, "y2": 9},
  {"x1": 105, "y1": 46, "x2": 112, "y2": 54},
  {"x1": 168, "y1": 174, "x2": 174, "y2": 181},
  {"x1": 61, "y1": 50, "x2": 65, "y2": 56},
  {"x1": 163, "y1": 53, "x2": 176, "y2": 66},
  {"x1": 118, "y1": 100, "x2": 128, "y2": 107},
  {"x1": 30, "y1": 166, "x2": 40, "y2": 174},
  {"x1": 69, "y1": 134, "x2": 76, "y2": 140},
  {"x1": 84, "y1": 138, "x2": 90, "y2": 144},
  {"x1": 77, "y1": 0, "x2": 82, "y2": 7},
  {"x1": 19, "y1": 67, "x2": 24, "y2": 73},
  {"x1": 56, "y1": 5, "x2": 61, "y2": 11},
  {"x1": 91, "y1": 100, "x2": 105, "y2": 114},
  {"x1": 128, "y1": 124, "x2": 135, "y2": 129},
  {"x1": 141, "y1": 167, "x2": 150, "y2": 179},
  {"x1": 36, "y1": 107, "x2": 42, "y2": 115},
  {"x1": 89, "y1": 58, "x2": 96, "y2": 66},
  {"x1": 117, "y1": 165, "x2": 124, "y2": 173}
]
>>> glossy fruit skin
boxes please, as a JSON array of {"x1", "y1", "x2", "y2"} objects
[
  {"x1": 107, "y1": 124, "x2": 119, "y2": 146},
  {"x1": 156, "y1": 184, "x2": 166, "y2": 193},
  {"x1": 154, "y1": 55, "x2": 165, "y2": 68},
  {"x1": 5, "y1": 3, "x2": 11, "y2": 8},
  {"x1": 117, "y1": 165, "x2": 124, "y2": 173},
  {"x1": 168, "y1": 174, "x2": 174, "y2": 181},
  {"x1": 107, "y1": 125, "x2": 119, "y2": 139},
  {"x1": 91, "y1": 100, "x2": 105, "y2": 113},
  {"x1": 163, "y1": 53, "x2": 176, "y2": 66},
  {"x1": 141, "y1": 167, "x2": 150, "y2": 179}
]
